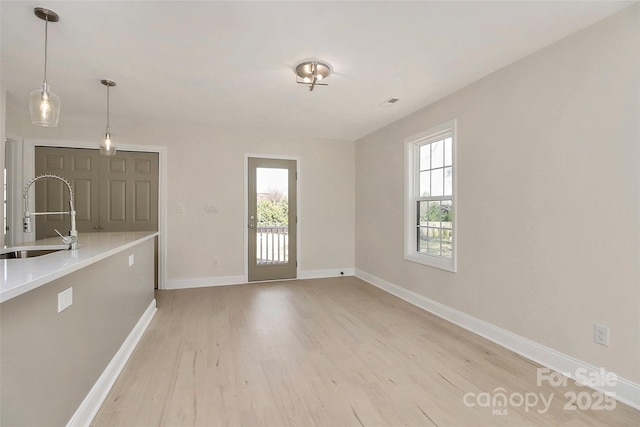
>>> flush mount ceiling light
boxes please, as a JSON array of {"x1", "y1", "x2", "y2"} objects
[
  {"x1": 294, "y1": 60, "x2": 332, "y2": 91},
  {"x1": 29, "y1": 7, "x2": 61, "y2": 127},
  {"x1": 99, "y1": 79, "x2": 117, "y2": 157}
]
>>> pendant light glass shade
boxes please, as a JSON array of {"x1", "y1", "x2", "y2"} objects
[
  {"x1": 30, "y1": 8, "x2": 61, "y2": 127},
  {"x1": 100, "y1": 79, "x2": 117, "y2": 157},
  {"x1": 100, "y1": 132, "x2": 116, "y2": 156},
  {"x1": 29, "y1": 82, "x2": 61, "y2": 127}
]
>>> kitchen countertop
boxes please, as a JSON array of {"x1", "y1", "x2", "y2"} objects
[{"x1": 0, "y1": 231, "x2": 158, "y2": 303}]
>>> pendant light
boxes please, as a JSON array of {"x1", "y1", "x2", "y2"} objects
[
  {"x1": 29, "y1": 7, "x2": 61, "y2": 127},
  {"x1": 100, "y1": 79, "x2": 117, "y2": 157}
]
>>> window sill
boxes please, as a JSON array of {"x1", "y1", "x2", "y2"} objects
[{"x1": 404, "y1": 253, "x2": 456, "y2": 273}]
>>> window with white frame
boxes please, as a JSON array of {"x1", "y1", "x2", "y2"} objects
[{"x1": 405, "y1": 121, "x2": 456, "y2": 272}]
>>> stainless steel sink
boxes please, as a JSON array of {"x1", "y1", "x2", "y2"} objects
[
  {"x1": 0, "y1": 245, "x2": 70, "y2": 260},
  {"x1": 0, "y1": 249, "x2": 64, "y2": 259}
]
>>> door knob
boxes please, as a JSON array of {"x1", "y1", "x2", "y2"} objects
[{"x1": 249, "y1": 224, "x2": 255, "y2": 229}]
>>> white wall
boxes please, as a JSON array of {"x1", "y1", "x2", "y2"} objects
[
  {"x1": 158, "y1": 124, "x2": 355, "y2": 283},
  {"x1": 6, "y1": 111, "x2": 355, "y2": 286},
  {"x1": 355, "y1": 5, "x2": 639, "y2": 383}
]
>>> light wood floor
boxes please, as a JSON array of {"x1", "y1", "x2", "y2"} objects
[{"x1": 92, "y1": 277, "x2": 639, "y2": 426}]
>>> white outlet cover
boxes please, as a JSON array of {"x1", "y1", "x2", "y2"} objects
[
  {"x1": 594, "y1": 324, "x2": 609, "y2": 346},
  {"x1": 58, "y1": 287, "x2": 73, "y2": 313}
]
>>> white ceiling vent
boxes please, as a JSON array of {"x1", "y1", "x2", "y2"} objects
[{"x1": 380, "y1": 98, "x2": 400, "y2": 107}]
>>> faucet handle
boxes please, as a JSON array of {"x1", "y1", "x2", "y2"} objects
[{"x1": 54, "y1": 229, "x2": 77, "y2": 245}]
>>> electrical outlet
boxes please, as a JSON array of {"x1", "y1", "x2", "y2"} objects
[
  {"x1": 594, "y1": 324, "x2": 609, "y2": 346},
  {"x1": 58, "y1": 288, "x2": 73, "y2": 313},
  {"x1": 204, "y1": 205, "x2": 219, "y2": 213},
  {"x1": 176, "y1": 203, "x2": 184, "y2": 214},
  {"x1": 212, "y1": 257, "x2": 220, "y2": 267}
]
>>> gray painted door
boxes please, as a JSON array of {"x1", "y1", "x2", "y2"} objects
[
  {"x1": 248, "y1": 157, "x2": 297, "y2": 281},
  {"x1": 35, "y1": 147, "x2": 159, "y2": 239}
]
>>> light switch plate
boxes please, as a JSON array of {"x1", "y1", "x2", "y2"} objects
[{"x1": 129, "y1": 254, "x2": 135, "y2": 267}]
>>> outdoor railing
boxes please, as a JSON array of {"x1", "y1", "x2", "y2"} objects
[{"x1": 256, "y1": 226, "x2": 288, "y2": 264}]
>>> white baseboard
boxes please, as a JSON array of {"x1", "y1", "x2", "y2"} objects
[
  {"x1": 66, "y1": 299, "x2": 158, "y2": 427},
  {"x1": 165, "y1": 275, "x2": 246, "y2": 290},
  {"x1": 299, "y1": 268, "x2": 355, "y2": 280},
  {"x1": 165, "y1": 269, "x2": 355, "y2": 290},
  {"x1": 355, "y1": 269, "x2": 640, "y2": 410}
]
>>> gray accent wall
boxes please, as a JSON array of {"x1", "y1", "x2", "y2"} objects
[{"x1": 1, "y1": 238, "x2": 155, "y2": 426}]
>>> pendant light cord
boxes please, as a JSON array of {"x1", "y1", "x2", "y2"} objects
[
  {"x1": 43, "y1": 17, "x2": 48, "y2": 83},
  {"x1": 106, "y1": 84, "x2": 111, "y2": 133}
]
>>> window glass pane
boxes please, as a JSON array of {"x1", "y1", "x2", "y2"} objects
[
  {"x1": 441, "y1": 219, "x2": 453, "y2": 258},
  {"x1": 431, "y1": 139, "x2": 444, "y2": 169},
  {"x1": 418, "y1": 227, "x2": 429, "y2": 253},
  {"x1": 419, "y1": 171, "x2": 430, "y2": 197},
  {"x1": 442, "y1": 239, "x2": 453, "y2": 258},
  {"x1": 444, "y1": 137, "x2": 452, "y2": 167},
  {"x1": 419, "y1": 144, "x2": 431, "y2": 171},
  {"x1": 418, "y1": 227, "x2": 442, "y2": 255},
  {"x1": 431, "y1": 168, "x2": 443, "y2": 196},
  {"x1": 256, "y1": 167, "x2": 289, "y2": 264},
  {"x1": 428, "y1": 228, "x2": 441, "y2": 256},
  {"x1": 418, "y1": 201, "x2": 429, "y2": 226},
  {"x1": 256, "y1": 168, "x2": 288, "y2": 201},
  {"x1": 441, "y1": 200, "x2": 453, "y2": 227},
  {"x1": 444, "y1": 166, "x2": 453, "y2": 196},
  {"x1": 428, "y1": 201, "x2": 441, "y2": 225}
]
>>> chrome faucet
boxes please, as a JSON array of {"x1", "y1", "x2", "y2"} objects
[{"x1": 23, "y1": 174, "x2": 78, "y2": 249}]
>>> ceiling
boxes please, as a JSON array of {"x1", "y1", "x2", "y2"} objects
[{"x1": 1, "y1": 1, "x2": 633, "y2": 141}]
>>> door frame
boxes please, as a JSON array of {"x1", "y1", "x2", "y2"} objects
[
  {"x1": 4, "y1": 136, "x2": 21, "y2": 247},
  {"x1": 244, "y1": 153, "x2": 301, "y2": 282},
  {"x1": 21, "y1": 138, "x2": 168, "y2": 289}
]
